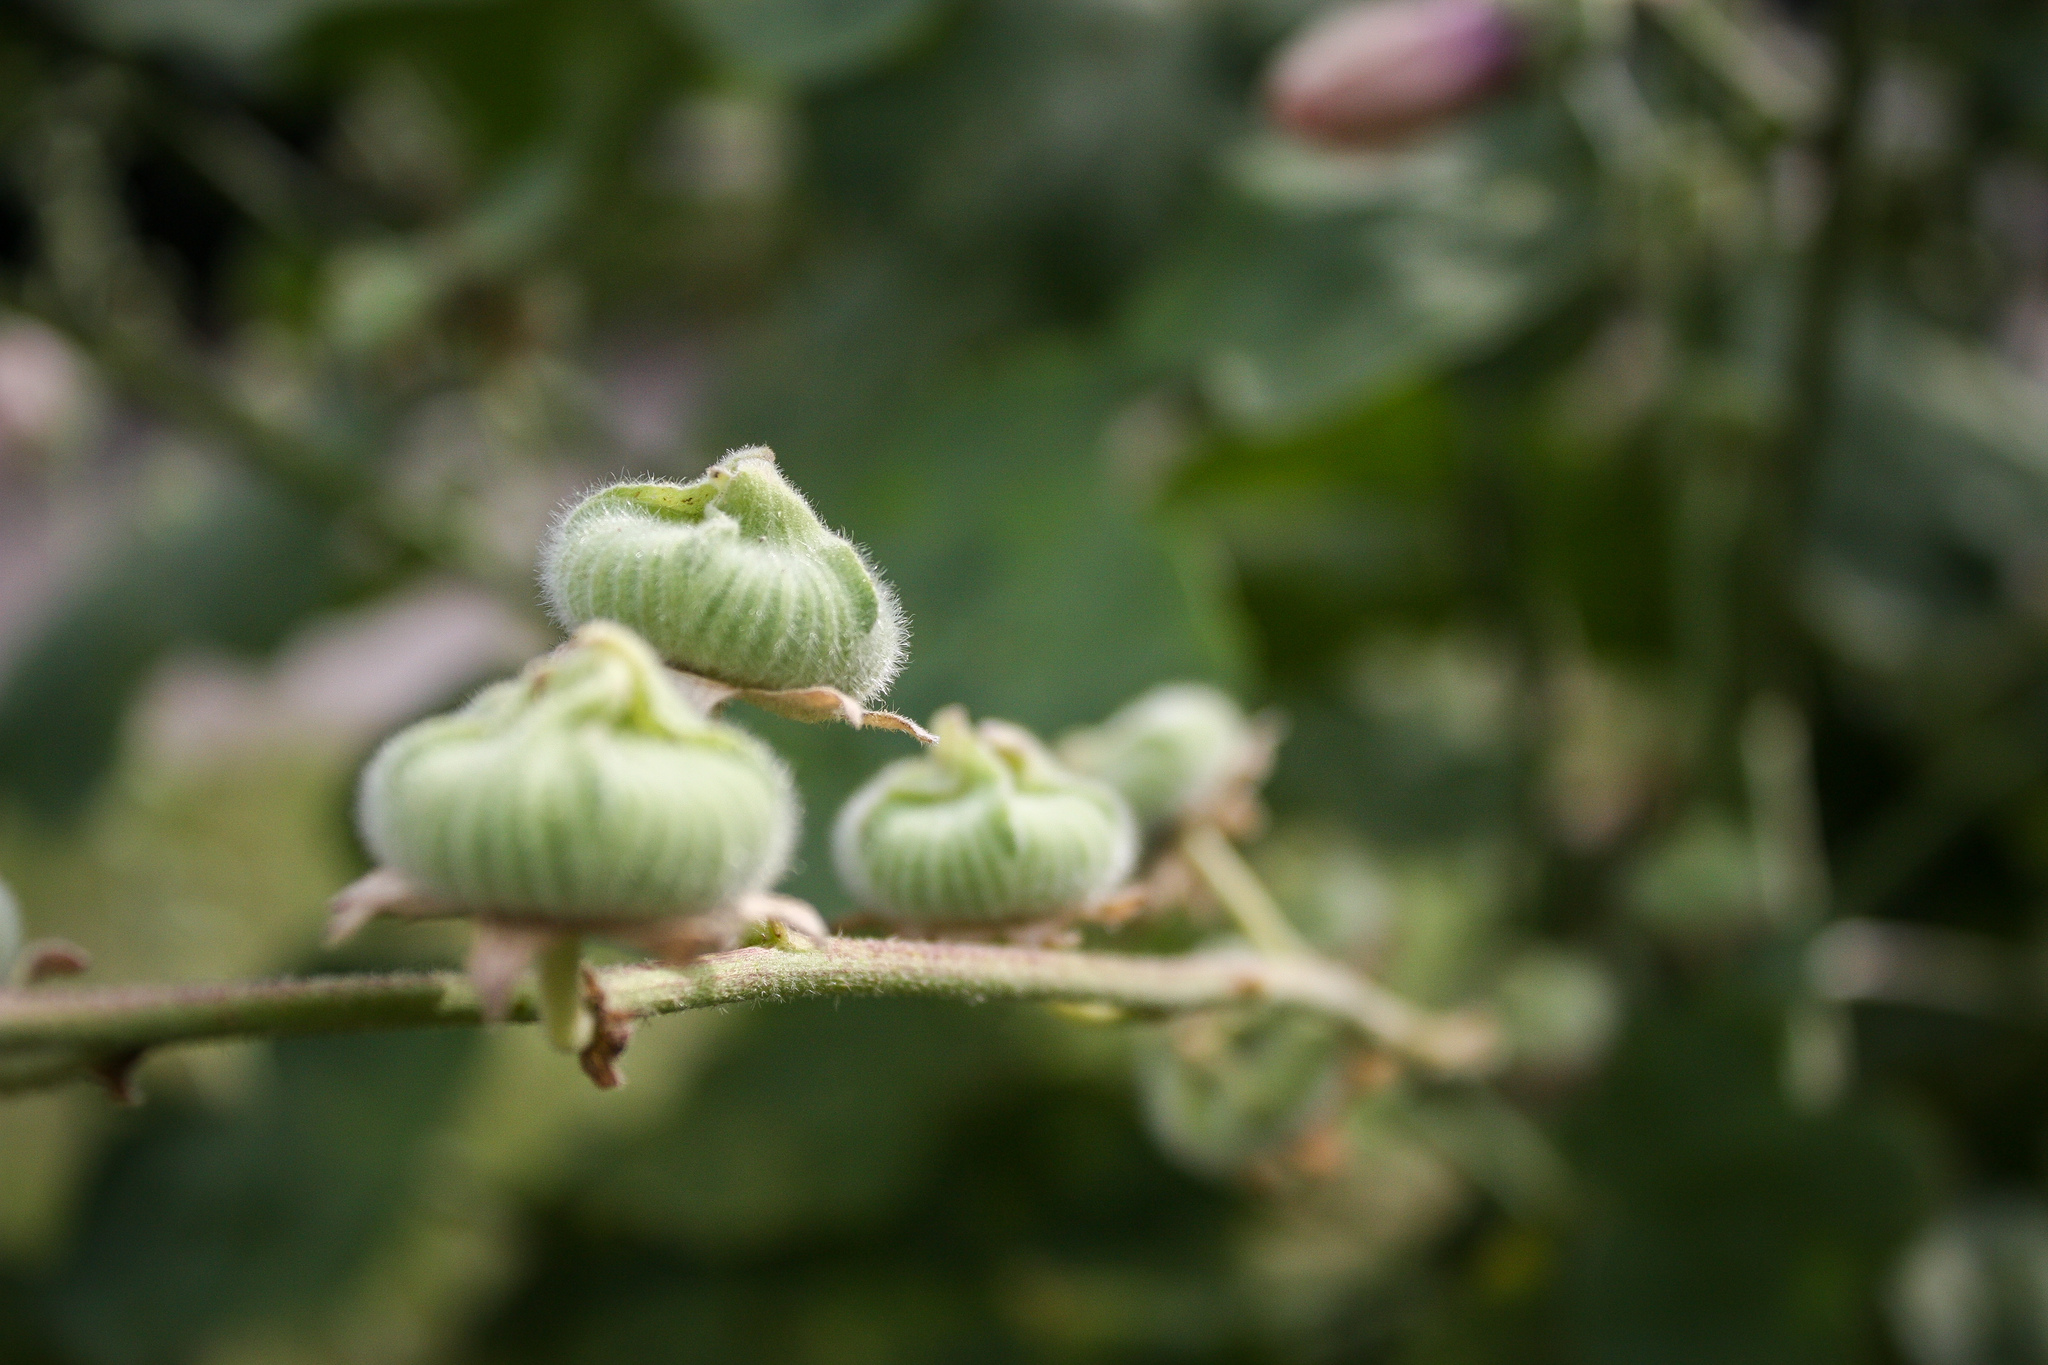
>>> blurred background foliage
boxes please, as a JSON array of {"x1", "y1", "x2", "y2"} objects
[{"x1": 4, "y1": 0, "x2": 2048, "y2": 1359}]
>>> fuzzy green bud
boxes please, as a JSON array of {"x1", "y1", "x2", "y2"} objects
[
  {"x1": 833, "y1": 707, "x2": 1138, "y2": 921},
  {"x1": 1137, "y1": 1006, "x2": 1346, "y2": 1175},
  {"x1": 541, "y1": 447, "x2": 906, "y2": 701},
  {"x1": 1495, "y1": 948, "x2": 1620, "y2": 1076},
  {"x1": 1625, "y1": 813, "x2": 1768, "y2": 944},
  {"x1": 357, "y1": 621, "x2": 798, "y2": 921},
  {"x1": 1060, "y1": 683, "x2": 1269, "y2": 834}
]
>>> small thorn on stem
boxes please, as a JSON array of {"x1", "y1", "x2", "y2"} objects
[
  {"x1": 93, "y1": 1048, "x2": 146, "y2": 1105},
  {"x1": 14, "y1": 939, "x2": 91, "y2": 985}
]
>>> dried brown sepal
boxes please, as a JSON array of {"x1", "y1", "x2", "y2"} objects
[
  {"x1": 1282, "y1": 1116, "x2": 1352, "y2": 1181},
  {"x1": 668, "y1": 667, "x2": 935, "y2": 744},
  {"x1": 1073, "y1": 886, "x2": 1153, "y2": 930},
  {"x1": 625, "y1": 891, "x2": 828, "y2": 966},
  {"x1": 576, "y1": 964, "x2": 633, "y2": 1089},
  {"x1": 326, "y1": 868, "x2": 460, "y2": 945},
  {"x1": 466, "y1": 921, "x2": 552, "y2": 1022},
  {"x1": 328, "y1": 870, "x2": 834, "y2": 1029},
  {"x1": 330, "y1": 869, "x2": 830, "y2": 972},
  {"x1": 1182, "y1": 711, "x2": 1285, "y2": 841},
  {"x1": 1413, "y1": 1008, "x2": 1506, "y2": 1077},
  {"x1": 1127, "y1": 847, "x2": 1206, "y2": 918},
  {"x1": 1346, "y1": 1048, "x2": 1403, "y2": 1095}
]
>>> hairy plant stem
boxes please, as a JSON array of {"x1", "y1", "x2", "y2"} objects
[
  {"x1": 1179, "y1": 825, "x2": 1316, "y2": 960},
  {"x1": 1171, "y1": 827, "x2": 1501, "y2": 1073},
  {"x1": 0, "y1": 937, "x2": 1499, "y2": 1097}
]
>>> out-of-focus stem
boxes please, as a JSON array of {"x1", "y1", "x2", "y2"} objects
[
  {"x1": 1179, "y1": 824, "x2": 1316, "y2": 959},
  {"x1": 1175, "y1": 827, "x2": 1496, "y2": 1068},
  {"x1": 1752, "y1": 0, "x2": 1878, "y2": 693}
]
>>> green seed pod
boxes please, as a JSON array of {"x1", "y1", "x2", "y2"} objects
[
  {"x1": 1495, "y1": 948, "x2": 1620, "y2": 1076},
  {"x1": 541, "y1": 447, "x2": 905, "y2": 701},
  {"x1": 357, "y1": 621, "x2": 798, "y2": 921},
  {"x1": 833, "y1": 706, "x2": 1137, "y2": 921},
  {"x1": 1059, "y1": 683, "x2": 1270, "y2": 835},
  {"x1": 1625, "y1": 813, "x2": 1768, "y2": 945},
  {"x1": 1136, "y1": 1006, "x2": 1346, "y2": 1175}
]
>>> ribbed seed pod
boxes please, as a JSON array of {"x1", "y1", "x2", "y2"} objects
[
  {"x1": 541, "y1": 447, "x2": 905, "y2": 701},
  {"x1": 834, "y1": 707, "x2": 1137, "y2": 922},
  {"x1": 1137, "y1": 1006, "x2": 1346, "y2": 1175},
  {"x1": 357, "y1": 621, "x2": 798, "y2": 921},
  {"x1": 1059, "y1": 683, "x2": 1267, "y2": 834}
]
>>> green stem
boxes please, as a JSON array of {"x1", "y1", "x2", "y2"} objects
[
  {"x1": 1179, "y1": 825, "x2": 1315, "y2": 960},
  {"x1": 536, "y1": 935, "x2": 591, "y2": 1053},
  {"x1": 1750, "y1": 0, "x2": 1878, "y2": 698},
  {"x1": 1172, "y1": 829, "x2": 1495, "y2": 1068},
  {"x1": 0, "y1": 937, "x2": 1498, "y2": 1097}
]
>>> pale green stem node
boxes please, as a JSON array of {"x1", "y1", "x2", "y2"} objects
[
  {"x1": 540, "y1": 447, "x2": 906, "y2": 701},
  {"x1": 537, "y1": 935, "x2": 594, "y2": 1053}
]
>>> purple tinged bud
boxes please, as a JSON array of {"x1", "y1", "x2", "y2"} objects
[{"x1": 1266, "y1": 0, "x2": 1524, "y2": 149}]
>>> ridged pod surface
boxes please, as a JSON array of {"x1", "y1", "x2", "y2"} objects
[
  {"x1": 834, "y1": 707, "x2": 1137, "y2": 921},
  {"x1": 357, "y1": 622, "x2": 797, "y2": 921},
  {"x1": 541, "y1": 447, "x2": 905, "y2": 701},
  {"x1": 1059, "y1": 683, "x2": 1260, "y2": 833}
]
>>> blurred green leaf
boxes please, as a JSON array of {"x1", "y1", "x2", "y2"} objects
[
  {"x1": 44, "y1": 1030, "x2": 475, "y2": 1365},
  {"x1": 0, "y1": 472, "x2": 375, "y2": 821},
  {"x1": 573, "y1": 999, "x2": 1031, "y2": 1249},
  {"x1": 1122, "y1": 98, "x2": 1603, "y2": 438},
  {"x1": 1564, "y1": 981, "x2": 1935, "y2": 1365},
  {"x1": 56, "y1": 0, "x2": 388, "y2": 62},
  {"x1": 665, "y1": 0, "x2": 942, "y2": 83}
]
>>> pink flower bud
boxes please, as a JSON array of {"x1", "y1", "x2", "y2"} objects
[{"x1": 1266, "y1": 0, "x2": 1523, "y2": 149}]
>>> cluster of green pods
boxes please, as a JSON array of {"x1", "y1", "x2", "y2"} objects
[{"x1": 355, "y1": 446, "x2": 1272, "y2": 1050}]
